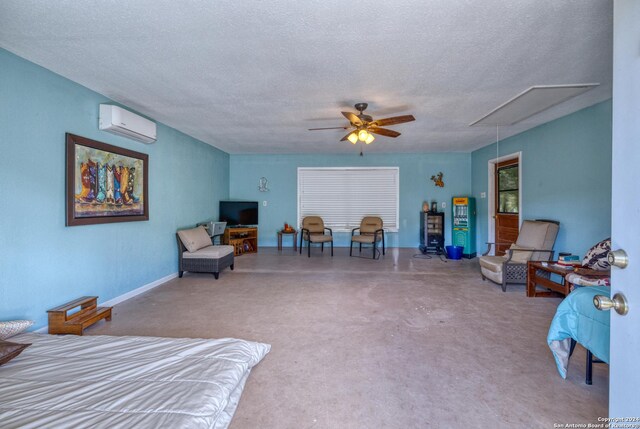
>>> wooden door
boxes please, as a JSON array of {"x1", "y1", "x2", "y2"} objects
[{"x1": 494, "y1": 159, "x2": 519, "y2": 255}]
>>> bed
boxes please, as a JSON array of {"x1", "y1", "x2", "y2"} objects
[
  {"x1": 547, "y1": 285, "x2": 610, "y2": 380},
  {"x1": 0, "y1": 333, "x2": 270, "y2": 429}
]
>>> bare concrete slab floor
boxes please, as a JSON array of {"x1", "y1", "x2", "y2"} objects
[{"x1": 89, "y1": 247, "x2": 608, "y2": 429}]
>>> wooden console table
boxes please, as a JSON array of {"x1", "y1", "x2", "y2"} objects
[{"x1": 527, "y1": 261, "x2": 574, "y2": 297}]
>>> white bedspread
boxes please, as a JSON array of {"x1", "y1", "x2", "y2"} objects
[{"x1": 0, "y1": 333, "x2": 270, "y2": 429}]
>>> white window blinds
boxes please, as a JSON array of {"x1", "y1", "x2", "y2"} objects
[{"x1": 297, "y1": 167, "x2": 399, "y2": 231}]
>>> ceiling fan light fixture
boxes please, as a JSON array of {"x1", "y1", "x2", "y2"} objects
[
  {"x1": 309, "y1": 102, "x2": 415, "y2": 146},
  {"x1": 364, "y1": 133, "x2": 375, "y2": 144}
]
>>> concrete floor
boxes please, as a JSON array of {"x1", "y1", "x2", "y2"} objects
[{"x1": 89, "y1": 247, "x2": 608, "y2": 429}]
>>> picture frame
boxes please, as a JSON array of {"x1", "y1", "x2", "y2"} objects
[{"x1": 66, "y1": 133, "x2": 149, "y2": 226}]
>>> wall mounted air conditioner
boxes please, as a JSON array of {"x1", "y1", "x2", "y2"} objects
[{"x1": 99, "y1": 104, "x2": 157, "y2": 144}]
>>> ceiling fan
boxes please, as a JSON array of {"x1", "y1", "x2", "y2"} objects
[{"x1": 308, "y1": 103, "x2": 415, "y2": 145}]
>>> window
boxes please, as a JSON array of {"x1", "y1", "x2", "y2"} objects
[
  {"x1": 297, "y1": 167, "x2": 399, "y2": 231},
  {"x1": 497, "y1": 164, "x2": 519, "y2": 213}
]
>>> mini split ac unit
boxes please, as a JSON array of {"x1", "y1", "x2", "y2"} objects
[{"x1": 99, "y1": 104, "x2": 157, "y2": 144}]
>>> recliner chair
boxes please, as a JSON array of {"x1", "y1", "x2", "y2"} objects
[{"x1": 479, "y1": 219, "x2": 559, "y2": 292}]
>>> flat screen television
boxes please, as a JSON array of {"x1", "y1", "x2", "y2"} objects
[{"x1": 219, "y1": 201, "x2": 259, "y2": 227}]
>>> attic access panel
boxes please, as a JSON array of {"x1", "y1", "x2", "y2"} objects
[{"x1": 470, "y1": 84, "x2": 599, "y2": 126}]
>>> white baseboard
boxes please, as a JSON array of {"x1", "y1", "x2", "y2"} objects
[
  {"x1": 102, "y1": 272, "x2": 178, "y2": 307},
  {"x1": 35, "y1": 272, "x2": 178, "y2": 334}
]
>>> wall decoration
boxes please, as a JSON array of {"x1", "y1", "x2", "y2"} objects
[
  {"x1": 430, "y1": 172, "x2": 444, "y2": 188},
  {"x1": 258, "y1": 177, "x2": 269, "y2": 192},
  {"x1": 66, "y1": 133, "x2": 148, "y2": 226}
]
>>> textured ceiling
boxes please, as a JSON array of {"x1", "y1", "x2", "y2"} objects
[{"x1": 0, "y1": 1, "x2": 612, "y2": 154}]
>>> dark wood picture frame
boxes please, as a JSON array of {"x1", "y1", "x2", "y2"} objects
[{"x1": 66, "y1": 133, "x2": 149, "y2": 226}]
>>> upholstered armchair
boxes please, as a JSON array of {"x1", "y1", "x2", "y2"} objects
[
  {"x1": 480, "y1": 219, "x2": 559, "y2": 292},
  {"x1": 350, "y1": 216, "x2": 385, "y2": 259},
  {"x1": 177, "y1": 226, "x2": 235, "y2": 279},
  {"x1": 300, "y1": 216, "x2": 333, "y2": 257}
]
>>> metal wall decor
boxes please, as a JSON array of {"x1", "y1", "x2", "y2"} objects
[
  {"x1": 258, "y1": 177, "x2": 269, "y2": 192},
  {"x1": 430, "y1": 172, "x2": 444, "y2": 188}
]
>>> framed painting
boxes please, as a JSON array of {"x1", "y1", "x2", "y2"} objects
[{"x1": 66, "y1": 133, "x2": 149, "y2": 226}]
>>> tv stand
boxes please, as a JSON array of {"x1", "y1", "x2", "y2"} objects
[{"x1": 223, "y1": 227, "x2": 258, "y2": 256}]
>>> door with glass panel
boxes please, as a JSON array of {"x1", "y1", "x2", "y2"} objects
[{"x1": 494, "y1": 159, "x2": 519, "y2": 255}]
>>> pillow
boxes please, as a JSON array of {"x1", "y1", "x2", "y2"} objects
[
  {"x1": 582, "y1": 238, "x2": 611, "y2": 271},
  {"x1": 178, "y1": 226, "x2": 213, "y2": 253},
  {"x1": 508, "y1": 243, "x2": 534, "y2": 263},
  {"x1": 0, "y1": 339, "x2": 31, "y2": 366},
  {"x1": 0, "y1": 320, "x2": 34, "y2": 340}
]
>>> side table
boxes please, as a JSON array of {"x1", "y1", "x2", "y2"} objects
[
  {"x1": 277, "y1": 230, "x2": 298, "y2": 251},
  {"x1": 527, "y1": 261, "x2": 574, "y2": 297}
]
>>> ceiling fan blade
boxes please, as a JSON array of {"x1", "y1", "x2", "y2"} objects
[
  {"x1": 342, "y1": 111, "x2": 363, "y2": 126},
  {"x1": 308, "y1": 126, "x2": 350, "y2": 131},
  {"x1": 372, "y1": 115, "x2": 415, "y2": 127},
  {"x1": 369, "y1": 127, "x2": 401, "y2": 138}
]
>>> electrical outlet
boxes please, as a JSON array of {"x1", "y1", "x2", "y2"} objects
[
  {"x1": 441, "y1": 202, "x2": 446, "y2": 208},
  {"x1": 481, "y1": 192, "x2": 486, "y2": 199},
  {"x1": 263, "y1": 201, "x2": 267, "y2": 207}
]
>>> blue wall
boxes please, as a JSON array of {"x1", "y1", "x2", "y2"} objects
[
  {"x1": 0, "y1": 49, "x2": 229, "y2": 328},
  {"x1": 229, "y1": 153, "x2": 471, "y2": 247},
  {"x1": 0, "y1": 46, "x2": 612, "y2": 329},
  {"x1": 471, "y1": 101, "x2": 612, "y2": 256}
]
